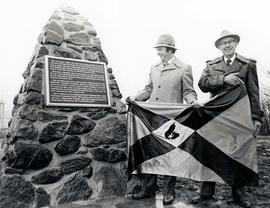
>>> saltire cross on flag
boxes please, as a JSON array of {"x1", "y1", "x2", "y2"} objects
[{"x1": 127, "y1": 85, "x2": 258, "y2": 187}]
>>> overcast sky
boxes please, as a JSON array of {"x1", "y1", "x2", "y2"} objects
[{"x1": 1, "y1": 0, "x2": 270, "y2": 123}]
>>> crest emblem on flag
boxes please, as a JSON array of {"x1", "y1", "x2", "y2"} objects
[{"x1": 127, "y1": 85, "x2": 258, "y2": 187}]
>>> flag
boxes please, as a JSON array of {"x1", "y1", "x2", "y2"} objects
[{"x1": 127, "y1": 85, "x2": 258, "y2": 187}]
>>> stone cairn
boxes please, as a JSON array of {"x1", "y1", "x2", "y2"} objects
[{"x1": 0, "y1": 5, "x2": 134, "y2": 208}]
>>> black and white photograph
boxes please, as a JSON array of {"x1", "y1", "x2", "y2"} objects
[{"x1": 0, "y1": 0, "x2": 269, "y2": 207}]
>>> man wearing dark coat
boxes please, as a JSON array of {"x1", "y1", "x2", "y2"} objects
[{"x1": 192, "y1": 30, "x2": 263, "y2": 208}]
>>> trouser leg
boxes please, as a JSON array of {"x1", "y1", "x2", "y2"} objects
[
  {"x1": 231, "y1": 186, "x2": 245, "y2": 202},
  {"x1": 141, "y1": 174, "x2": 158, "y2": 193},
  {"x1": 200, "y1": 181, "x2": 216, "y2": 197},
  {"x1": 163, "y1": 176, "x2": 176, "y2": 195}
]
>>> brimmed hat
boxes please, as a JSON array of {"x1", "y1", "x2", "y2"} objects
[
  {"x1": 215, "y1": 30, "x2": 240, "y2": 48},
  {"x1": 154, "y1": 34, "x2": 177, "y2": 50}
]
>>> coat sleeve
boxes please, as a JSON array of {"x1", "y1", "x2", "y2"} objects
[
  {"x1": 245, "y1": 62, "x2": 263, "y2": 122},
  {"x1": 182, "y1": 65, "x2": 197, "y2": 104},
  {"x1": 198, "y1": 63, "x2": 225, "y2": 93},
  {"x1": 135, "y1": 68, "x2": 153, "y2": 101}
]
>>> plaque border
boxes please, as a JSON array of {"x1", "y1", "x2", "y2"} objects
[{"x1": 44, "y1": 55, "x2": 111, "y2": 107}]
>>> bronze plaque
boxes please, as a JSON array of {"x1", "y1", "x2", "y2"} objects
[{"x1": 44, "y1": 56, "x2": 111, "y2": 107}]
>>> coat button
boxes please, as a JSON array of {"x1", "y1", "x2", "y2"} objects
[
  {"x1": 156, "y1": 98, "x2": 159, "y2": 100},
  {"x1": 158, "y1": 85, "x2": 161, "y2": 88}
]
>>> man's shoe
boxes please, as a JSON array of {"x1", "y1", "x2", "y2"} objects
[
  {"x1": 163, "y1": 194, "x2": 175, "y2": 205},
  {"x1": 191, "y1": 195, "x2": 213, "y2": 204},
  {"x1": 228, "y1": 199, "x2": 251, "y2": 208},
  {"x1": 132, "y1": 191, "x2": 156, "y2": 200},
  {"x1": 237, "y1": 200, "x2": 252, "y2": 208}
]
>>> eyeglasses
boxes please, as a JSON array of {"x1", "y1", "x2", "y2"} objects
[{"x1": 219, "y1": 40, "x2": 235, "y2": 46}]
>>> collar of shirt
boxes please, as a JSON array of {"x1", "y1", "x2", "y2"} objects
[
  {"x1": 224, "y1": 54, "x2": 236, "y2": 65},
  {"x1": 162, "y1": 56, "x2": 175, "y2": 66},
  {"x1": 167, "y1": 56, "x2": 175, "y2": 65}
]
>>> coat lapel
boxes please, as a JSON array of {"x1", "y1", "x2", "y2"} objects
[
  {"x1": 211, "y1": 57, "x2": 226, "y2": 73},
  {"x1": 212, "y1": 56, "x2": 242, "y2": 75},
  {"x1": 226, "y1": 60, "x2": 242, "y2": 74}
]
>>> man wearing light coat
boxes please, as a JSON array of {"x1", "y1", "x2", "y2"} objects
[{"x1": 129, "y1": 34, "x2": 197, "y2": 205}]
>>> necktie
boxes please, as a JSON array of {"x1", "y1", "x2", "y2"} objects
[{"x1": 226, "y1": 59, "x2": 231, "y2": 66}]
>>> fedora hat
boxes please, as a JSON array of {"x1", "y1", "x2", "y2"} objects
[
  {"x1": 154, "y1": 34, "x2": 177, "y2": 50},
  {"x1": 215, "y1": 30, "x2": 240, "y2": 48}
]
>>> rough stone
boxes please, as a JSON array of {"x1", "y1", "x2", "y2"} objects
[
  {"x1": 116, "y1": 141, "x2": 127, "y2": 148},
  {"x1": 4, "y1": 167, "x2": 24, "y2": 175},
  {"x1": 77, "y1": 146, "x2": 89, "y2": 155},
  {"x1": 56, "y1": 174, "x2": 92, "y2": 204},
  {"x1": 67, "y1": 115, "x2": 96, "y2": 135},
  {"x1": 54, "y1": 135, "x2": 81, "y2": 156},
  {"x1": 109, "y1": 74, "x2": 115, "y2": 80},
  {"x1": 65, "y1": 43, "x2": 83, "y2": 53},
  {"x1": 112, "y1": 88, "x2": 123, "y2": 98},
  {"x1": 61, "y1": 5, "x2": 80, "y2": 15},
  {"x1": 39, "y1": 121, "x2": 68, "y2": 143},
  {"x1": 22, "y1": 55, "x2": 35, "y2": 79},
  {"x1": 0, "y1": 175, "x2": 35, "y2": 208},
  {"x1": 63, "y1": 22, "x2": 84, "y2": 32},
  {"x1": 13, "y1": 119, "x2": 38, "y2": 141},
  {"x1": 91, "y1": 147, "x2": 127, "y2": 163},
  {"x1": 110, "y1": 80, "x2": 119, "y2": 89},
  {"x1": 106, "y1": 107, "x2": 117, "y2": 114},
  {"x1": 107, "y1": 67, "x2": 113, "y2": 73},
  {"x1": 4, "y1": 142, "x2": 52, "y2": 170},
  {"x1": 36, "y1": 45, "x2": 49, "y2": 58},
  {"x1": 25, "y1": 92, "x2": 44, "y2": 105},
  {"x1": 90, "y1": 37, "x2": 102, "y2": 49},
  {"x1": 20, "y1": 79, "x2": 28, "y2": 93},
  {"x1": 82, "y1": 45, "x2": 96, "y2": 51},
  {"x1": 66, "y1": 33, "x2": 91, "y2": 45},
  {"x1": 83, "y1": 21, "x2": 93, "y2": 28},
  {"x1": 81, "y1": 165, "x2": 93, "y2": 178},
  {"x1": 53, "y1": 47, "x2": 82, "y2": 59},
  {"x1": 84, "y1": 51, "x2": 99, "y2": 61},
  {"x1": 16, "y1": 92, "x2": 43, "y2": 105},
  {"x1": 37, "y1": 110, "x2": 67, "y2": 122},
  {"x1": 37, "y1": 31, "x2": 45, "y2": 44},
  {"x1": 84, "y1": 116, "x2": 126, "y2": 147},
  {"x1": 25, "y1": 68, "x2": 43, "y2": 92},
  {"x1": 13, "y1": 94, "x2": 19, "y2": 105},
  {"x1": 93, "y1": 164, "x2": 127, "y2": 197},
  {"x1": 86, "y1": 110, "x2": 108, "y2": 120},
  {"x1": 96, "y1": 49, "x2": 108, "y2": 64},
  {"x1": 43, "y1": 30, "x2": 64, "y2": 45},
  {"x1": 60, "y1": 156, "x2": 92, "y2": 174},
  {"x1": 31, "y1": 168, "x2": 63, "y2": 184},
  {"x1": 85, "y1": 26, "x2": 97, "y2": 36},
  {"x1": 34, "y1": 57, "x2": 45, "y2": 69},
  {"x1": 46, "y1": 20, "x2": 64, "y2": 37},
  {"x1": 63, "y1": 15, "x2": 77, "y2": 21},
  {"x1": 15, "y1": 105, "x2": 38, "y2": 122},
  {"x1": 8, "y1": 118, "x2": 12, "y2": 127},
  {"x1": 49, "y1": 11, "x2": 61, "y2": 21},
  {"x1": 35, "y1": 188, "x2": 50, "y2": 208}
]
